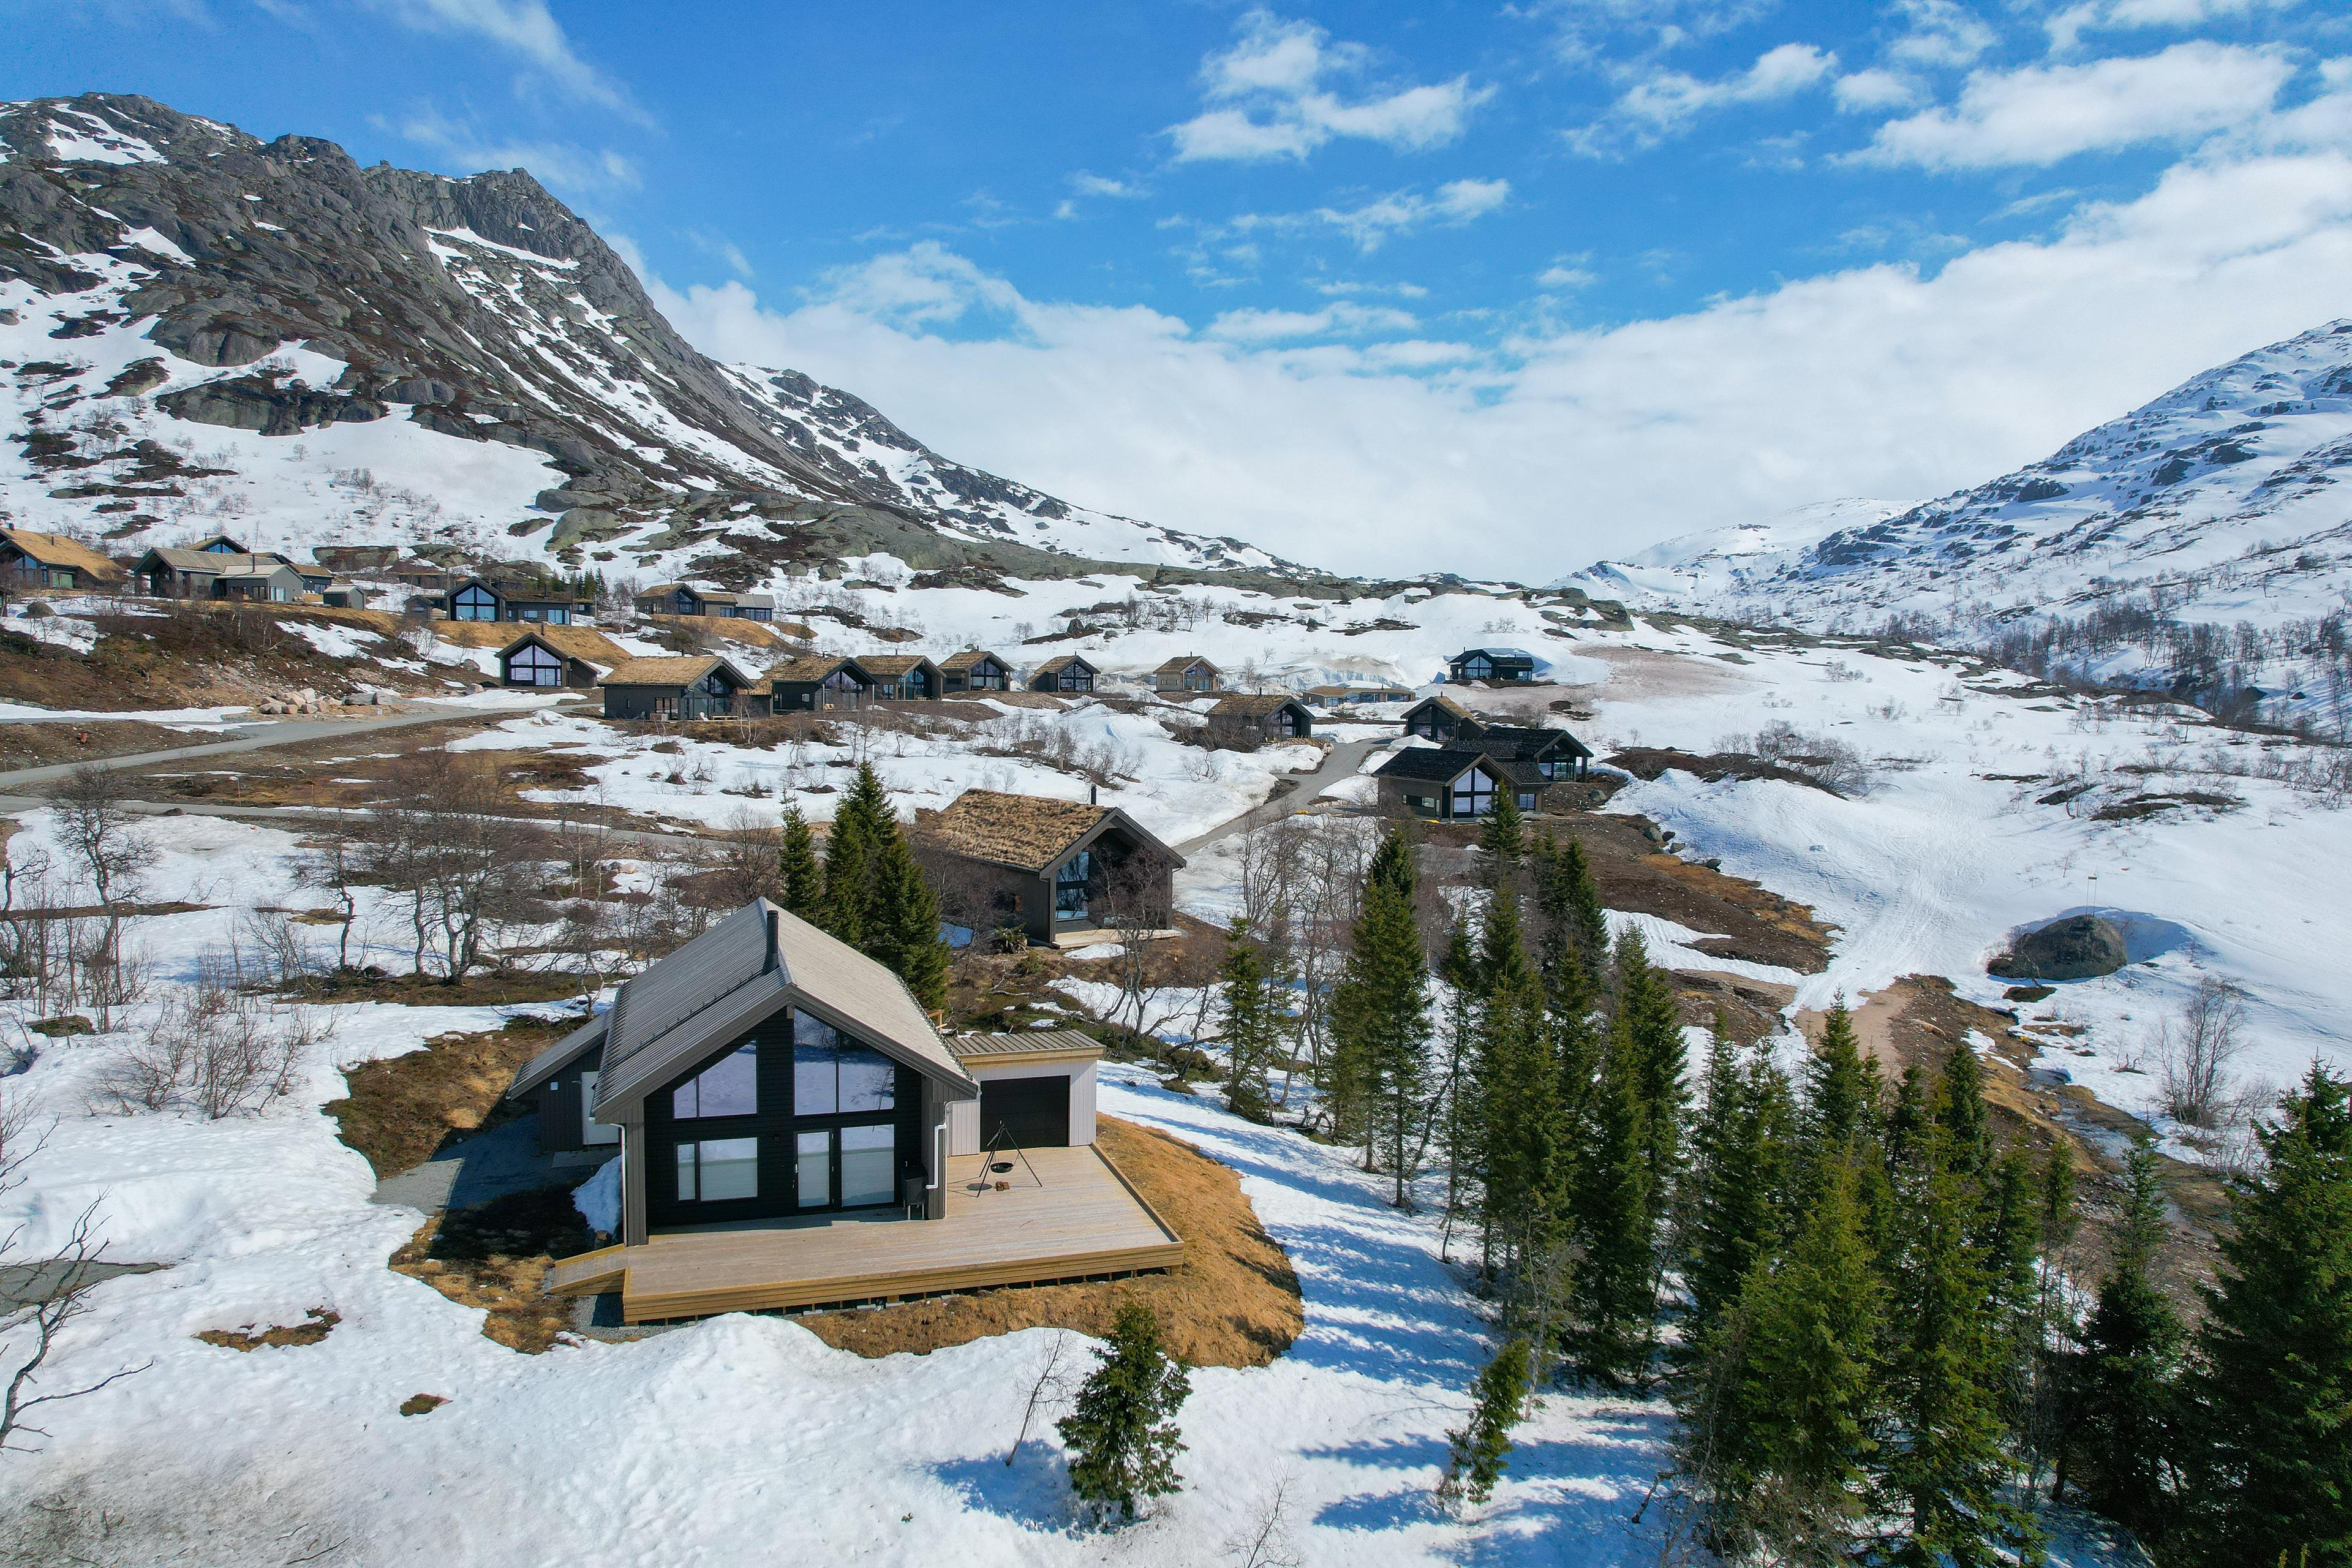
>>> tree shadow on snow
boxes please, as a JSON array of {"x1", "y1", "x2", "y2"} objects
[{"x1": 929, "y1": 1451, "x2": 1080, "y2": 1537}]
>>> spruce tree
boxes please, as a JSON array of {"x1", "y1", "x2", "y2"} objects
[
  {"x1": 1933, "y1": 1037, "x2": 1994, "y2": 1182},
  {"x1": 1058, "y1": 1302, "x2": 1192, "y2": 1524},
  {"x1": 1474, "y1": 955, "x2": 1567, "y2": 1282},
  {"x1": 1680, "y1": 1028, "x2": 1797, "y2": 1346},
  {"x1": 1478, "y1": 792, "x2": 1524, "y2": 889},
  {"x1": 820, "y1": 763, "x2": 891, "y2": 946},
  {"x1": 1614, "y1": 929, "x2": 1689, "y2": 1241},
  {"x1": 869, "y1": 831, "x2": 949, "y2": 1013},
  {"x1": 1569, "y1": 1011, "x2": 1654, "y2": 1387},
  {"x1": 777, "y1": 804, "x2": 823, "y2": 919},
  {"x1": 1436, "y1": 917, "x2": 1482, "y2": 1256},
  {"x1": 1439, "y1": 1338, "x2": 1531, "y2": 1513},
  {"x1": 1804, "y1": 998, "x2": 1880, "y2": 1174},
  {"x1": 2065, "y1": 1140, "x2": 2181, "y2": 1545},
  {"x1": 1330, "y1": 829, "x2": 1432, "y2": 1204},
  {"x1": 1217, "y1": 921, "x2": 1278, "y2": 1121},
  {"x1": 1555, "y1": 835, "x2": 1609, "y2": 970},
  {"x1": 2184, "y1": 1062, "x2": 2352, "y2": 1567}
]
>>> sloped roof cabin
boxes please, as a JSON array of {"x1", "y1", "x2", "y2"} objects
[
  {"x1": 1153, "y1": 655, "x2": 1220, "y2": 693},
  {"x1": 917, "y1": 789, "x2": 1182, "y2": 946},
  {"x1": 766, "y1": 653, "x2": 875, "y2": 712},
  {"x1": 499, "y1": 629, "x2": 606, "y2": 690},
  {"x1": 1373, "y1": 745, "x2": 1552, "y2": 820},
  {"x1": 1204, "y1": 693, "x2": 1314, "y2": 750},
  {"x1": 937, "y1": 649, "x2": 1011, "y2": 693},
  {"x1": 0, "y1": 529, "x2": 123, "y2": 592},
  {"x1": 1028, "y1": 654, "x2": 1097, "y2": 693},
  {"x1": 1400, "y1": 693, "x2": 1475, "y2": 742},
  {"x1": 598, "y1": 655, "x2": 756, "y2": 720},
  {"x1": 860, "y1": 654, "x2": 940, "y2": 701},
  {"x1": 1448, "y1": 646, "x2": 1540, "y2": 684}
]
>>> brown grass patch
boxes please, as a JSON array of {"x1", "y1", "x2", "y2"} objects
[
  {"x1": 391, "y1": 1186, "x2": 591, "y2": 1354},
  {"x1": 399, "y1": 1393, "x2": 448, "y2": 1416},
  {"x1": 195, "y1": 1307, "x2": 339, "y2": 1350},
  {"x1": 325, "y1": 1014, "x2": 573, "y2": 1178},
  {"x1": 0, "y1": 720, "x2": 195, "y2": 768},
  {"x1": 798, "y1": 1117, "x2": 1302, "y2": 1368}
]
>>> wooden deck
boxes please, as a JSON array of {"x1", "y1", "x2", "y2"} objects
[{"x1": 546, "y1": 1145, "x2": 1185, "y2": 1322}]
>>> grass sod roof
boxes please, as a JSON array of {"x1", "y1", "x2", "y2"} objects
[
  {"x1": 1401, "y1": 693, "x2": 1472, "y2": 721},
  {"x1": 1030, "y1": 653, "x2": 1096, "y2": 676},
  {"x1": 2, "y1": 528, "x2": 123, "y2": 579},
  {"x1": 596, "y1": 654, "x2": 752, "y2": 688},
  {"x1": 858, "y1": 653, "x2": 938, "y2": 678},
  {"x1": 497, "y1": 626, "x2": 616, "y2": 668},
  {"x1": 1155, "y1": 655, "x2": 1220, "y2": 675},
  {"x1": 936, "y1": 648, "x2": 1008, "y2": 671},
  {"x1": 924, "y1": 788, "x2": 1115, "y2": 872},
  {"x1": 766, "y1": 652, "x2": 873, "y2": 684}
]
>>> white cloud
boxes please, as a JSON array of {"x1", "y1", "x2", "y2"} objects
[
  {"x1": 389, "y1": 105, "x2": 639, "y2": 192},
  {"x1": 364, "y1": 0, "x2": 650, "y2": 125},
  {"x1": 1537, "y1": 256, "x2": 1599, "y2": 289},
  {"x1": 2088, "y1": 0, "x2": 2302, "y2": 29},
  {"x1": 1207, "y1": 178, "x2": 1512, "y2": 253},
  {"x1": 1855, "y1": 43, "x2": 2296, "y2": 170},
  {"x1": 1833, "y1": 68, "x2": 1924, "y2": 113},
  {"x1": 1205, "y1": 301, "x2": 1420, "y2": 342},
  {"x1": 1574, "y1": 42, "x2": 1836, "y2": 153},
  {"x1": 646, "y1": 146, "x2": 2352, "y2": 581},
  {"x1": 1884, "y1": 0, "x2": 1996, "y2": 68},
  {"x1": 1167, "y1": 11, "x2": 1491, "y2": 162},
  {"x1": 1068, "y1": 173, "x2": 1141, "y2": 199}
]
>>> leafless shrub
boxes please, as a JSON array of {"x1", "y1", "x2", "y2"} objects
[
  {"x1": 2158, "y1": 976, "x2": 2250, "y2": 1129},
  {"x1": 89, "y1": 987, "x2": 325, "y2": 1120},
  {"x1": 1223, "y1": 1476, "x2": 1305, "y2": 1568},
  {"x1": 1744, "y1": 720, "x2": 1875, "y2": 797}
]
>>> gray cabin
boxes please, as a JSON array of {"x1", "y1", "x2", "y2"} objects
[
  {"x1": 503, "y1": 900, "x2": 979, "y2": 1246},
  {"x1": 1373, "y1": 746, "x2": 1550, "y2": 820},
  {"x1": 499, "y1": 630, "x2": 602, "y2": 690},
  {"x1": 633, "y1": 582, "x2": 775, "y2": 621},
  {"x1": 917, "y1": 789, "x2": 1181, "y2": 946},
  {"x1": 861, "y1": 654, "x2": 940, "y2": 701},
  {"x1": 599, "y1": 655, "x2": 756, "y2": 720},
  {"x1": 1400, "y1": 694, "x2": 1476, "y2": 742},
  {"x1": 443, "y1": 576, "x2": 591, "y2": 626},
  {"x1": 1153, "y1": 656, "x2": 1221, "y2": 694}
]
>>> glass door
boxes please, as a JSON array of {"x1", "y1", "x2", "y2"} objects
[{"x1": 796, "y1": 1130, "x2": 832, "y2": 1210}]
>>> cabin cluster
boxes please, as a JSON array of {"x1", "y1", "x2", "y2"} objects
[
  {"x1": 0, "y1": 527, "x2": 383, "y2": 608},
  {"x1": 1370, "y1": 693, "x2": 1593, "y2": 821}
]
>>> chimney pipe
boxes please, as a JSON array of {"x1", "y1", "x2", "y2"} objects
[{"x1": 1090, "y1": 783, "x2": 1098, "y2": 805}]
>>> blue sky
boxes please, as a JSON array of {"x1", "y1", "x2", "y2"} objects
[{"x1": 15, "y1": 1, "x2": 2352, "y2": 576}]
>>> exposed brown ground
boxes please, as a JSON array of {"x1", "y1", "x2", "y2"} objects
[
  {"x1": 0, "y1": 602, "x2": 433, "y2": 711},
  {"x1": 194, "y1": 1307, "x2": 339, "y2": 1350},
  {"x1": 797, "y1": 1117, "x2": 1303, "y2": 1369},
  {"x1": 0, "y1": 719, "x2": 199, "y2": 767},
  {"x1": 391, "y1": 1186, "x2": 591, "y2": 1354},
  {"x1": 325, "y1": 1014, "x2": 571, "y2": 1178}
]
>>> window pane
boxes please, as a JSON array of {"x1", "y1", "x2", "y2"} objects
[
  {"x1": 685, "y1": 1044, "x2": 757, "y2": 1118},
  {"x1": 840, "y1": 1125, "x2": 895, "y2": 1207},
  {"x1": 796, "y1": 1130, "x2": 831, "y2": 1208},
  {"x1": 676, "y1": 1142, "x2": 698, "y2": 1202},
  {"x1": 839, "y1": 1046, "x2": 895, "y2": 1113},
  {"x1": 699, "y1": 1138, "x2": 758, "y2": 1201},
  {"x1": 793, "y1": 1014, "x2": 839, "y2": 1115}
]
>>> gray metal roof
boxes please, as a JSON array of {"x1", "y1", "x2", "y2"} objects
[
  {"x1": 949, "y1": 1028, "x2": 1104, "y2": 1060},
  {"x1": 584, "y1": 900, "x2": 977, "y2": 1118},
  {"x1": 505, "y1": 1011, "x2": 608, "y2": 1101}
]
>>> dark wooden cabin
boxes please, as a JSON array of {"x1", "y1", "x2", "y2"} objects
[
  {"x1": 1373, "y1": 747, "x2": 1550, "y2": 820},
  {"x1": 633, "y1": 582, "x2": 777, "y2": 621},
  {"x1": 1448, "y1": 646, "x2": 1540, "y2": 684},
  {"x1": 861, "y1": 654, "x2": 940, "y2": 701},
  {"x1": 1028, "y1": 654, "x2": 1098, "y2": 694},
  {"x1": 499, "y1": 630, "x2": 604, "y2": 690},
  {"x1": 442, "y1": 576, "x2": 592, "y2": 625},
  {"x1": 502, "y1": 900, "x2": 979, "y2": 1245},
  {"x1": 937, "y1": 649, "x2": 1012, "y2": 693},
  {"x1": 599, "y1": 655, "x2": 755, "y2": 720},
  {"x1": 917, "y1": 789, "x2": 1182, "y2": 947},
  {"x1": 765, "y1": 654, "x2": 875, "y2": 712},
  {"x1": 1400, "y1": 694, "x2": 1476, "y2": 742},
  {"x1": 1204, "y1": 695, "x2": 1314, "y2": 750}
]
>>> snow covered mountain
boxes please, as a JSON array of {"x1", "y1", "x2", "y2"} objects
[
  {"x1": 0, "y1": 94, "x2": 1287, "y2": 584},
  {"x1": 1569, "y1": 321, "x2": 2352, "y2": 644}
]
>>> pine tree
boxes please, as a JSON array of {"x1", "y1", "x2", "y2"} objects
[
  {"x1": 1568, "y1": 1010, "x2": 1654, "y2": 1387},
  {"x1": 1804, "y1": 998, "x2": 1880, "y2": 1174},
  {"x1": 1217, "y1": 921, "x2": 1279, "y2": 1121},
  {"x1": 1438, "y1": 1338, "x2": 1532, "y2": 1513},
  {"x1": 1473, "y1": 955, "x2": 1567, "y2": 1283},
  {"x1": 1058, "y1": 1303, "x2": 1192, "y2": 1524},
  {"x1": 2065, "y1": 1139, "x2": 2181, "y2": 1545},
  {"x1": 820, "y1": 763, "x2": 892, "y2": 946},
  {"x1": 1933, "y1": 1036, "x2": 1994, "y2": 1182},
  {"x1": 869, "y1": 831, "x2": 949, "y2": 1013},
  {"x1": 1877, "y1": 1122, "x2": 2039, "y2": 1566},
  {"x1": 1680, "y1": 1025, "x2": 1797, "y2": 1345},
  {"x1": 1436, "y1": 917, "x2": 1481, "y2": 1257},
  {"x1": 1478, "y1": 793, "x2": 1524, "y2": 889},
  {"x1": 1330, "y1": 829, "x2": 1432, "y2": 1205},
  {"x1": 1614, "y1": 928, "x2": 1689, "y2": 1241},
  {"x1": 1555, "y1": 835, "x2": 1609, "y2": 970},
  {"x1": 777, "y1": 805, "x2": 822, "y2": 919},
  {"x1": 2184, "y1": 1062, "x2": 2352, "y2": 1567}
]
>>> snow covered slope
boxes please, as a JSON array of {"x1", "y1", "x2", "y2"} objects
[
  {"x1": 0, "y1": 94, "x2": 1292, "y2": 584},
  {"x1": 1566, "y1": 320, "x2": 2352, "y2": 636}
]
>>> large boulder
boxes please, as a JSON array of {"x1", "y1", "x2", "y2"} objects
[{"x1": 1989, "y1": 914, "x2": 2128, "y2": 982}]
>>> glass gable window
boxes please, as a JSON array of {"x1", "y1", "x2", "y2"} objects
[
  {"x1": 676, "y1": 1137, "x2": 758, "y2": 1202},
  {"x1": 1054, "y1": 850, "x2": 1091, "y2": 920},
  {"x1": 1450, "y1": 767, "x2": 1496, "y2": 818},
  {"x1": 452, "y1": 584, "x2": 499, "y2": 621},
  {"x1": 671, "y1": 1042, "x2": 756, "y2": 1118},
  {"x1": 792, "y1": 1013, "x2": 896, "y2": 1115},
  {"x1": 1462, "y1": 656, "x2": 1493, "y2": 680},
  {"x1": 510, "y1": 643, "x2": 562, "y2": 687}
]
